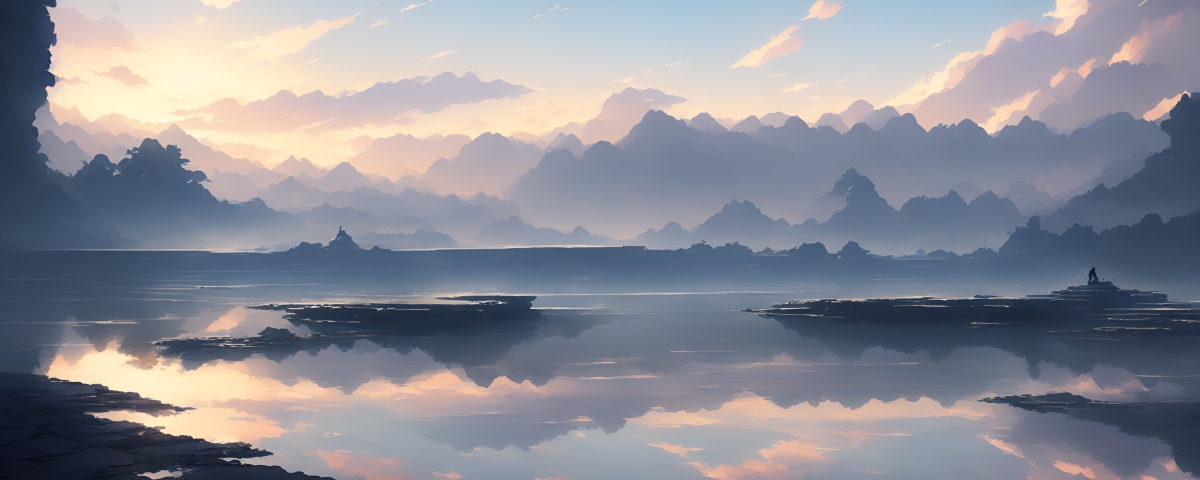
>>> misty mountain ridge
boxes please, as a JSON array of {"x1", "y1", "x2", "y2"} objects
[
  {"x1": 1040, "y1": 94, "x2": 1200, "y2": 233},
  {"x1": 422, "y1": 132, "x2": 545, "y2": 196},
  {"x1": 63, "y1": 139, "x2": 298, "y2": 248},
  {"x1": 474, "y1": 216, "x2": 614, "y2": 247},
  {"x1": 629, "y1": 168, "x2": 1025, "y2": 254},
  {"x1": 509, "y1": 104, "x2": 1162, "y2": 238}
]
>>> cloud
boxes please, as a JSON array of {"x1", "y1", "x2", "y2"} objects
[
  {"x1": 731, "y1": 25, "x2": 803, "y2": 69},
  {"x1": 55, "y1": 76, "x2": 89, "y2": 85},
  {"x1": 781, "y1": 83, "x2": 815, "y2": 93},
  {"x1": 422, "y1": 50, "x2": 456, "y2": 61},
  {"x1": 400, "y1": 2, "x2": 428, "y2": 13},
  {"x1": 894, "y1": 0, "x2": 1200, "y2": 132},
  {"x1": 199, "y1": 0, "x2": 242, "y2": 8},
  {"x1": 1108, "y1": 11, "x2": 1183, "y2": 65},
  {"x1": 984, "y1": 19, "x2": 1053, "y2": 56},
  {"x1": 803, "y1": 0, "x2": 843, "y2": 21},
  {"x1": 371, "y1": 19, "x2": 388, "y2": 27},
  {"x1": 931, "y1": 39, "x2": 952, "y2": 49},
  {"x1": 92, "y1": 65, "x2": 149, "y2": 87},
  {"x1": 52, "y1": 8, "x2": 138, "y2": 51},
  {"x1": 1043, "y1": 0, "x2": 1090, "y2": 35},
  {"x1": 174, "y1": 72, "x2": 533, "y2": 134},
  {"x1": 1142, "y1": 91, "x2": 1188, "y2": 121},
  {"x1": 576, "y1": 87, "x2": 687, "y2": 143},
  {"x1": 982, "y1": 89, "x2": 1040, "y2": 132},
  {"x1": 685, "y1": 440, "x2": 831, "y2": 480},
  {"x1": 648, "y1": 442, "x2": 704, "y2": 458},
  {"x1": 309, "y1": 450, "x2": 410, "y2": 480},
  {"x1": 227, "y1": 12, "x2": 360, "y2": 63}
]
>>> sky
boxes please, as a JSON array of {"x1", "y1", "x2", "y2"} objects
[{"x1": 45, "y1": 0, "x2": 1195, "y2": 168}]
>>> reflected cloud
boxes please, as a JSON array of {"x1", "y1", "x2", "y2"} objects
[{"x1": 310, "y1": 450, "x2": 411, "y2": 480}]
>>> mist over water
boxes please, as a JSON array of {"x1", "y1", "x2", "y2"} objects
[
  {"x1": 6, "y1": 0, "x2": 1200, "y2": 478},
  {"x1": 4, "y1": 253, "x2": 1200, "y2": 479}
]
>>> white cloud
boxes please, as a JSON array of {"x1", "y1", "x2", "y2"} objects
[
  {"x1": 400, "y1": 2, "x2": 428, "y2": 13},
  {"x1": 781, "y1": 82, "x2": 814, "y2": 93},
  {"x1": 199, "y1": 0, "x2": 241, "y2": 8},
  {"x1": 731, "y1": 25, "x2": 803, "y2": 69},
  {"x1": 370, "y1": 19, "x2": 388, "y2": 27},
  {"x1": 1043, "y1": 0, "x2": 1090, "y2": 35},
  {"x1": 648, "y1": 442, "x2": 704, "y2": 458},
  {"x1": 228, "y1": 13, "x2": 360, "y2": 63},
  {"x1": 803, "y1": 0, "x2": 843, "y2": 21}
]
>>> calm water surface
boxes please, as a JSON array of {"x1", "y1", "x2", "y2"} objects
[{"x1": 3, "y1": 268, "x2": 1199, "y2": 480}]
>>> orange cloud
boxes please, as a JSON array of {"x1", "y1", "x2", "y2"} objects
[
  {"x1": 687, "y1": 440, "x2": 831, "y2": 480},
  {"x1": 731, "y1": 26, "x2": 803, "y2": 69},
  {"x1": 1143, "y1": 91, "x2": 1188, "y2": 121},
  {"x1": 1109, "y1": 12, "x2": 1183, "y2": 65},
  {"x1": 803, "y1": 0, "x2": 843, "y2": 21}
]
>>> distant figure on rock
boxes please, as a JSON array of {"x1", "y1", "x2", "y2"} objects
[
  {"x1": 1087, "y1": 267, "x2": 1098, "y2": 285},
  {"x1": 327, "y1": 226, "x2": 363, "y2": 251}
]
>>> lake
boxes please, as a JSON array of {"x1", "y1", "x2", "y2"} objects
[{"x1": 2, "y1": 251, "x2": 1198, "y2": 479}]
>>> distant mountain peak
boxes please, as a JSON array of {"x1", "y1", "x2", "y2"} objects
[
  {"x1": 731, "y1": 115, "x2": 765, "y2": 134},
  {"x1": 327, "y1": 227, "x2": 363, "y2": 251},
  {"x1": 814, "y1": 112, "x2": 848, "y2": 133},
  {"x1": 688, "y1": 112, "x2": 729, "y2": 134},
  {"x1": 617, "y1": 110, "x2": 695, "y2": 147},
  {"x1": 783, "y1": 116, "x2": 810, "y2": 129},
  {"x1": 826, "y1": 167, "x2": 864, "y2": 199}
]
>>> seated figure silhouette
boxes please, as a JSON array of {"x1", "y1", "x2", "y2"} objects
[{"x1": 1087, "y1": 267, "x2": 1099, "y2": 285}]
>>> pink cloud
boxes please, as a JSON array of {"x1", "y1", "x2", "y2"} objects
[
  {"x1": 52, "y1": 8, "x2": 139, "y2": 51},
  {"x1": 92, "y1": 65, "x2": 149, "y2": 87},
  {"x1": 310, "y1": 450, "x2": 411, "y2": 480}
]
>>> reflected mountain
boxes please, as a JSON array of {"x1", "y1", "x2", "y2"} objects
[
  {"x1": 756, "y1": 280, "x2": 1200, "y2": 397},
  {"x1": 156, "y1": 297, "x2": 607, "y2": 387},
  {"x1": 985, "y1": 393, "x2": 1200, "y2": 475}
]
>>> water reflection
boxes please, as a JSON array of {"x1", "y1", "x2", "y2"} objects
[{"x1": 3, "y1": 276, "x2": 1199, "y2": 479}]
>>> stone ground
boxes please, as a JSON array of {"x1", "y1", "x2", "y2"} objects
[{"x1": 0, "y1": 372, "x2": 330, "y2": 479}]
